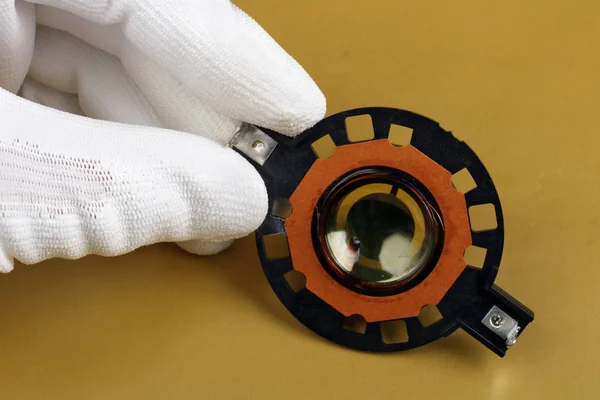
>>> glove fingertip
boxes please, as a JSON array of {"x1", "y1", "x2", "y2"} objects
[
  {"x1": 177, "y1": 240, "x2": 234, "y2": 256},
  {"x1": 0, "y1": 247, "x2": 15, "y2": 273},
  {"x1": 273, "y1": 84, "x2": 327, "y2": 136}
]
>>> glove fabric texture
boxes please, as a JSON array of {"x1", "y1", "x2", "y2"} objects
[{"x1": 0, "y1": 0, "x2": 326, "y2": 272}]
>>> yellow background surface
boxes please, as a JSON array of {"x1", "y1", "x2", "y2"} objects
[{"x1": 1, "y1": 0, "x2": 599, "y2": 398}]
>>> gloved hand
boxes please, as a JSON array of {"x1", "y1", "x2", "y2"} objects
[{"x1": 0, "y1": 0, "x2": 326, "y2": 272}]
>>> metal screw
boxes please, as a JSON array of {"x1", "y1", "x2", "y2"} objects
[
  {"x1": 490, "y1": 314, "x2": 504, "y2": 327},
  {"x1": 252, "y1": 140, "x2": 265, "y2": 153}
]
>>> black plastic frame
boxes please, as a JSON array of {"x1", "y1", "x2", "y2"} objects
[{"x1": 243, "y1": 107, "x2": 534, "y2": 357}]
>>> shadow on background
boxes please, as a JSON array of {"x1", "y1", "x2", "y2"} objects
[
  {"x1": 199, "y1": 234, "x2": 306, "y2": 332},
  {"x1": 0, "y1": 235, "x2": 304, "y2": 339},
  {"x1": 0, "y1": 233, "x2": 489, "y2": 367}
]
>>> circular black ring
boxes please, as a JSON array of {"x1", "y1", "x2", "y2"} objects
[{"x1": 254, "y1": 107, "x2": 504, "y2": 352}]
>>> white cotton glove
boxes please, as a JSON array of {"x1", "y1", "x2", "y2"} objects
[{"x1": 0, "y1": 0, "x2": 326, "y2": 272}]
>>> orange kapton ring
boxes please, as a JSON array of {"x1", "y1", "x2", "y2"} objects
[{"x1": 285, "y1": 139, "x2": 471, "y2": 322}]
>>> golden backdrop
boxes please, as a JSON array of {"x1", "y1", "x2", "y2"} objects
[{"x1": 1, "y1": 1, "x2": 598, "y2": 398}]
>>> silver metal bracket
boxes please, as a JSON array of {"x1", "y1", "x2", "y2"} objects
[
  {"x1": 231, "y1": 123, "x2": 277, "y2": 166},
  {"x1": 482, "y1": 305, "x2": 521, "y2": 347}
]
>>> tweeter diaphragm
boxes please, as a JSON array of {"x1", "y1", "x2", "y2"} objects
[{"x1": 233, "y1": 107, "x2": 534, "y2": 357}]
